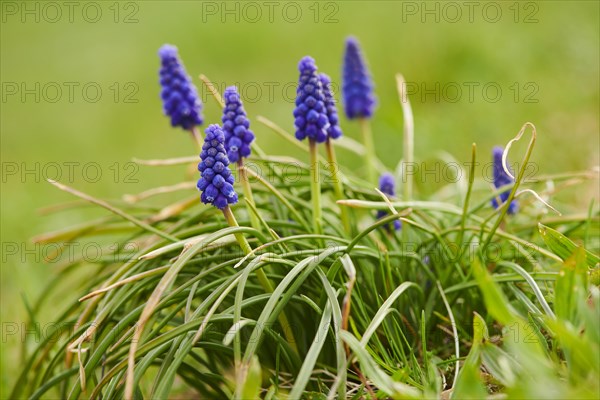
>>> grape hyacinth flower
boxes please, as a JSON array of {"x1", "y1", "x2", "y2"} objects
[
  {"x1": 158, "y1": 44, "x2": 203, "y2": 131},
  {"x1": 319, "y1": 74, "x2": 343, "y2": 140},
  {"x1": 221, "y1": 86, "x2": 260, "y2": 229},
  {"x1": 197, "y1": 125, "x2": 237, "y2": 209},
  {"x1": 342, "y1": 36, "x2": 377, "y2": 183},
  {"x1": 342, "y1": 37, "x2": 376, "y2": 120},
  {"x1": 377, "y1": 173, "x2": 401, "y2": 231},
  {"x1": 222, "y1": 86, "x2": 254, "y2": 163},
  {"x1": 294, "y1": 56, "x2": 329, "y2": 143},
  {"x1": 491, "y1": 146, "x2": 518, "y2": 214},
  {"x1": 195, "y1": 124, "x2": 297, "y2": 351},
  {"x1": 294, "y1": 56, "x2": 329, "y2": 236}
]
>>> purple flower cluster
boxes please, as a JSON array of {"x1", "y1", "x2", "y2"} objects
[
  {"x1": 377, "y1": 173, "x2": 401, "y2": 231},
  {"x1": 319, "y1": 74, "x2": 343, "y2": 140},
  {"x1": 158, "y1": 44, "x2": 203, "y2": 130},
  {"x1": 492, "y1": 146, "x2": 518, "y2": 214},
  {"x1": 293, "y1": 56, "x2": 330, "y2": 143},
  {"x1": 197, "y1": 125, "x2": 238, "y2": 209},
  {"x1": 222, "y1": 86, "x2": 254, "y2": 163},
  {"x1": 342, "y1": 37, "x2": 376, "y2": 119}
]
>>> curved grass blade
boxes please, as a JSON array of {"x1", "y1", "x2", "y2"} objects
[
  {"x1": 341, "y1": 331, "x2": 420, "y2": 399},
  {"x1": 359, "y1": 282, "x2": 420, "y2": 346},
  {"x1": 124, "y1": 226, "x2": 263, "y2": 399},
  {"x1": 47, "y1": 179, "x2": 178, "y2": 242},
  {"x1": 288, "y1": 302, "x2": 332, "y2": 399},
  {"x1": 538, "y1": 223, "x2": 599, "y2": 267}
]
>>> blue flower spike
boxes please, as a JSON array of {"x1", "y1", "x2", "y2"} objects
[
  {"x1": 377, "y1": 173, "x2": 401, "y2": 231},
  {"x1": 221, "y1": 86, "x2": 261, "y2": 230},
  {"x1": 342, "y1": 36, "x2": 376, "y2": 120},
  {"x1": 158, "y1": 44, "x2": 203, "y2": 131},
  {"x1": 319, "y1": 74, "x2": 343, "y2": 140},
  {"x1": 196, "y1": 125, "x2": 296, "y2": 350},
  {"x1": 294, "y1": 56, "x2": 329, "y2": 236},
  {"x1": 342, "y1": 37, "x2": 377, "y2": 183},
  {"x1": 294, "y1": 56, "x2": 330, "y2": 143},
  {"x1": 492, "y1": 146, "x2": 518, "y2": 214},
  {"x1": 222, "y1": 86, "x2": 254, "y2": 163},
  {"x1": 197, "y1": 124, "x2": 238, "y2": 210}
]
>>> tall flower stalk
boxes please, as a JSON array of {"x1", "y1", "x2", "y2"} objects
[
  {"x1": 197, "y1": 124, "x2": 297, "y2": 352},
  {"x1": 308, "y1": 140, "x2": 322, "y2": 234},
  {"x1": 158, "y1": 44, "x2": 204, "y2": 149},
  {"x1": 294, "y1": 56, "x2": 329, "y2": 236},
  {"x1": 221, "y1": 86, "x2": 260, "y2": 230},
  {"x1": 395, "y1": 74, "x2": 415, "y2": 202},
  {"x1": 320, "y1": 73, "x2": 352, "y2": 235},
  {"x1": 342, "y1": 37, "x2": 377, "y2": 184}
]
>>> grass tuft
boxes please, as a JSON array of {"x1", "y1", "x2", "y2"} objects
[{"x1": 12, "y1": 86, "x2": 600, "y2": 400}]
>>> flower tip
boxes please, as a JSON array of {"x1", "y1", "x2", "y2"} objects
[
  {"x1": 345, "y1": 36, "x2": 364, "y2": 55},
  {"x1": 379, "y1": 173, "x2": 396, "y2": 196},
  {"x1": 319, "y1": 73, "x2": 331, "y2": 85},
  {"x1": 205, "y1": 124, "x2": 223, "y2": 137},
  {"x1": 379, "y1": 172, "x2": 395, "y2": 184},
  {"x1": 345, "y1": 36, "x2": 359, "y2": 47},
  {"x1": 492, "y1": 146, "x2": 504, "y2": 159},
  {"x1": 223, "y1": 86, "x2": 240, "y2": 104},
  {"x1": 158, "y1": 44, "x2": 178, "y2": 59},
  {"x1": 298, "y1": 56, "x2": 317, "y2": 72}
]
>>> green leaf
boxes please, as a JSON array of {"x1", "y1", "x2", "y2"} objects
[
  {"x1": 472, "y1": 252, "x2": 517, "y2": 325},
  {"x1": 548, "y1": 318, "x2": 600, "y2": 373},
  {"x1": 480, "y1": 343, "x2": 521, "y2": 387},
  {"x1": 288, "y1": 302, "x2": 332, "y2": 400},
  {"x1": 239, "y1": 355, "x2": 262, "y2": 400},
  {"x1": 554, "y1": 246, "x2": 589, "y2": 322},
  {"x1": 548, "y1": 249, "x2": 599, "y2": 378},
  {"x1": 451, "y1": 360, "x2": 487, "y2": 400},
  {"x1": 538, "y1": 223, "x2": 599, "y2": 268},
  {"x1": 451, "y1": 313, "x2": 488, "y2": 400}
]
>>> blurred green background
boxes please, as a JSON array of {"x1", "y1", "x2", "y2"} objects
[{"x1": 1, "y1": 0, "x2": 598, "y2": 394}]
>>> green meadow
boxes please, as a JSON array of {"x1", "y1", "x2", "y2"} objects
[{"x1": 1, "y1": 1, "x2": 598, "y2": 398}]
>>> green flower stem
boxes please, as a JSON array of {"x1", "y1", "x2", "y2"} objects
[
  {"x1": 237, "y1": 159, "x2": 261, "y2": 231},
  {"x1": 396, "y1": 74, "x2": 415, "y2": 243},
  {"x1": 358, "y1": 117, "x2": 377, "y2": 184},
  {"x1": 456, "y1": 143, "x2": 476, "y2": 259},
  {"x1": 222, "y1": 205, "x2": 298, "y2": 353},
  {"x1": 309, "y1": 139, "x2": 323, "y2": 236},
  {"x1": 325, "y1": 138, "x2": 352, "y2": 235},
  {"x1": 396, "y1": 74, "x2": 414, "y2": 202},
  {"x1": 222, "y1": 205, "x2": 253, "y2": 254}
]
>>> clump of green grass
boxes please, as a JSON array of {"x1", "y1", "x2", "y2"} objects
[{"x1": 12, "y1": 63, "x2": 599, "y2": 400}]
